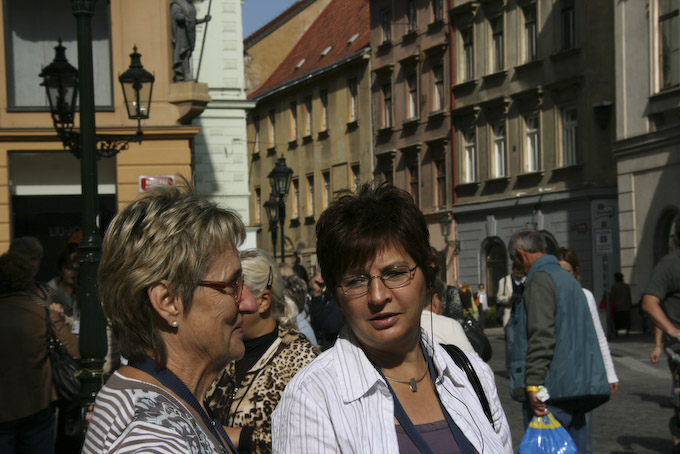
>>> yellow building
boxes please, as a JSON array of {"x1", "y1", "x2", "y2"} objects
[{"x1": 0, "y1": 0, "x2": 207, "y2": 278}]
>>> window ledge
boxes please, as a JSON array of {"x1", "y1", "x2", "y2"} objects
[
  {"x1": 346, "y1": 120, "x2": 359, "y2": 129},
  {"x1": 288, "y1": 139, "x2": 298, "y2": 148},
  {"x1": 403, "y1": 29, "x2": 418, "y2": 40},
  {"x1": 514, "y1": 59, "x2": 543, "y2": 72},
  {"x1": 428, "y1": 18, "x2": 445, "y2": 31},
  {"x1": 402, "y1": 117, "x2": 419, "y2": 127},
  {"x1": 428, "y1": 110, "x2": 448, "y2": 120},
  {"x1": 317, "y1": 129, "x2": 329, "y2": 139},
  {"x1": 302, "y1": 135, "x2": 313, "y2": 144},
  {"x1": 266, "y1": 146, "x2": 277, "y2": 155},
  {"x1": 289, "y1": 218, "x2": 301, "y2": 227},
  {"x1": 517, "y1": 170, "x2": 544, "y2": 178},
  {"x1": 377, "y1": 125, "x2": 394, "y2": 134},
  {"x1": 650, "y1": 85, "x2": 680, "y2": 102},
  {"x1": 377, "y1": 40, "x2": 392, "y2": 52},
  {"x1": 304, "y1": 215, "x2": 316, "y2": 225},
  {"x1": 549, "y1": 47, "x2": 581, "y2": 62},
  {"x1": 455, "y1": 181, "x2": 480, "y2": 189},
  {"x1": 453, "y1": 79, "x2": 478, "y2": 92},
  {"x1": 482, "y1": 70, "x2": 508, "y2": 83},
  {"x1": 251, "y1": 150, "x2": 261, "y2": 160},
  {"x1": 552, "y1": 163, "x2": 582, "y2": 173},
  {"x1": 485, "y1": 176, "x2": 510, "y2": 183}
]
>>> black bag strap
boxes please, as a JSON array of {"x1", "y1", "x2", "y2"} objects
[
  {"x1": 441, "y1": 343, "x2": 495, "y2": 430},
  {"x1": 44, "y1": 307, "x2": 56, "y2": 340}
]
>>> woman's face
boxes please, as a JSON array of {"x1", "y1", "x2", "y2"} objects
[
  {"x1": 335, "y1": 244, "x2": 427, "y2": 357},
  {"x1": 559, "y1": 259, "x2": 576, "y2": 277},
  {"x1": 241, "y1": 285, "x2": 267, "y2": 340},
  {"x1": 180, "y1": 247, "x2": 257, "y2": 366}
]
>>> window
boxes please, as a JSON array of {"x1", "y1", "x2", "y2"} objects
[
  {"x1": 291, "y1": 178, "x2": 300, "y2": 218},
  {"x1": 268, "y1": 110, "x2": 276, "y2": 147},
  {"x1": 289, "y1": 102, "x2": 298, "y2": 140},
  {"x1": 407, "y1": 73, "x2": 418, "y2": 120},
  {"x1": 5, "y1": 0, "x2": 112, "y2": 108},
  {"x1": 493, "y1": 123, "x2": 507, "y2": 178},
  {"x1": 352, "y1": 164, "x2": 361, "y2": 191},
  {"x1": 524, "y1": 5, "x2": 537, "y2": 62},
  {"x1": 381, "y1": 9, "x2": 392, "y2": 43},
  {"x1": 253, "y1": 115, "x2": 260, "y2": 153},
  {"x1": 561, "y1": 0, "x2": 575, "y2": 50},
  {"x1": 254, "y1": 187, "x2": 261, "y2": 224},
  {"x1": 433, "y1": 0, "x2": 444, "y2": 22},
  {"x1": 381, "y1": 159, "x2": 394, "y2": 185},
  {"x1": 463, "y1": 130, "x2": 477, "y2": 183},
  {"x1": 348, "y1": 78, "x2": 358, "y2": 122},
  {"x1": 462, "y1": 27, "x2": 474, "y2": 81},
  {"x1": 306, "y1": 175, "x2": 315, "y2": 216},
  {"x1": 322, "y1": 171, "x2": 331, "y2": 209},
  {"x1": 408, "y1": 0, "x2": 417, "y2": 33},
  {"x1": 408, "y1": 161, "x2": 419, "y2": 204},
  {"x1": 660, "y1": 0, "x2": 680, "y2": 89},
  {"x1": 304, "y1": 96, "x2": 313, "y2": 137},
  {"x1": 490, "y1": 17, "x2": 504, "y2": 72},
  {"x1": 435, "y1": 157, "x2": 446, "y2": 208},
  {"x1": 382, "y1": 84, "x2": 392, "y2": 128},
  {"x1": 433, "y1": 65, "x2": 444, "y2": 111},
  {"x1": 320, "y1": 89, "x2": 329, "y2": 131},
  {"x1": 526, "y1": 115, "x2": 541, "y2": 172},
  {"x1": 561, "y1": 107, "x2": 577, "y2": 166}
]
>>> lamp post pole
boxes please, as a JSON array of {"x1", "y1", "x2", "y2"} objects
[
  {"x1": 267, "y1": 156, "x2": 293, "y2": 263},
  {"x1": 71, "y1": 0, "x2": 107, "y2": 411},
  {"x1": 278, "y1": 197, "x2": 286, "y2": 263}
]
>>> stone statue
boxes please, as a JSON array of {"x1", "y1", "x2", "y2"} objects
[{"x1": 170, "y1": 0, "x2": 211, "y2": 82}]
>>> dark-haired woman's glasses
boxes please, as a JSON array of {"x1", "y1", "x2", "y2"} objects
[
  {"x1": 197, "y1": 274, "x2": 244, "y2": 302},
  {"x1": 338, "y1": 265, "x2": 417, "y2": 296}
]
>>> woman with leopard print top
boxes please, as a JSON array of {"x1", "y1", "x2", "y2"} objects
[{"x1": 206, "y1": 249, "x2": 318, "y2": 454}]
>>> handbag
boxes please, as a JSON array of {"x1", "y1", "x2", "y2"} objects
[
  {"x1": 460, "y1": 315, "x2": 492, "y2": 362},
  {"x1": 45, "y1": 307, "x2": 81, "y2": 403}
]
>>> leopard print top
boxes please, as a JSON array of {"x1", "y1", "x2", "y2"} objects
[{"x1": 206, "y1": 326, "x2": 317, "y2": 454}]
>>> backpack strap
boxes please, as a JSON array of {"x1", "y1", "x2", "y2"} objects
[{"x1": 440, "y1": 343, "x2": 495, "y2": 430}]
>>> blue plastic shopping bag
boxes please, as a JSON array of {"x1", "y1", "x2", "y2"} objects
[{"x1": 518, "y1": 412, "x2": 578, "y2": 454}]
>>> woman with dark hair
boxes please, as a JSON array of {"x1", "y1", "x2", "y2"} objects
[
  {"x1": 82, "y1": 181, "x2": 257, "y2": 453},
  {"x1": 0, "y1": 252, "x2": 79, "y2": 454},
  {"x1": 272, "y1": 183, "x2": 511, "y2": 453}
]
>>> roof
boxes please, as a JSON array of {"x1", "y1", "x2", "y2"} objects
[{"x1": 248, "y1": 0, "x2": 370, "y2": 99}]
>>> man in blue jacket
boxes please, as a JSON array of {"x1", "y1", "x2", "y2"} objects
[{"x1": 507, "y1": 230, "x2": 610, "y2": 452}]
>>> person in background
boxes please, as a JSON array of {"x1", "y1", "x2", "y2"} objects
[
  {"x1": 47, "y1": 248, "x2": 79, "y2": 332},
  {"x1": 476, "y1": 283, "x2": 488, "y2": 330},
  {"x1": 556, "y1": 247, "x2": 619, "y2": 454},
  {"x1": 0, "y1": 252, "x2": 80, "y2": 454},
  {"x1": 206, "y1": 249, "x2": 317, "y2": 454},
  {"x1": 282, "y1": 273, "x2": 318, "y2": 347},
  {"x1": 272, "y1": 183, "x2": 512, "y2": 453},
  {"x1": 497, "y1": 263, "x2": 526, "y2": 328},
  {"x1": 611, "y1": 272, "x2": 633, "y2": 336},
  {"x1": 9, "y1": 237, "x2": 63, "y2": 315},
  {"x1": 421, "y1": 278, "x2": 474, "y2": 351},
  {"x1": 507, "y1": 230, "x2": 610, "y2": 453},
  {"x1": 459, "y1": 282, "x2": 475, "y2": 319},
  {"x1": 308, "y1": 273, "x2": 345, "y2": 351},
  {"x1": 83, "y1": 180, "x2": 256, "y2": 453}
]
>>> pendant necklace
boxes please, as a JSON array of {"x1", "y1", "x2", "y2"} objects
[{"x1": 383, "y1": 367, "x2": 428, "y2": 392}]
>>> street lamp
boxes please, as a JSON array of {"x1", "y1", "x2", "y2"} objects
[
  {"x1": 40, "y1": 41, "x2": 155, "y2": 158},
  {"x1": 267, "y1": 156, "x2": 293, "y2": 262},
  {"x1": 264, "y1": 194, "x2": 280, "y2": 260},
  {"x1": 439, "y1": 214, "x2": 460, "y2": 254}
]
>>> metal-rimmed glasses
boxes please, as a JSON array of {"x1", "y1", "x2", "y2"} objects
[
  {"x1": 337, "y1": 264, "x2": 418, "y2": 296},
  {"x1": 197, "y1": 273, "x2": 244, "y2": 302}
]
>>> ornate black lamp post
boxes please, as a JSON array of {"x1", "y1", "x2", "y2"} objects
[
  {"x1": 439, "y1": 214, "x2": 460, "y2": 254},
  {"x1": 264, "y1": 194, "x2": 280, "y2": 260},
  {"x1": 267, "y1": 156, "x2": 293, "y2": 262},
  {"x1": 39, "y1": 0, "x2": 154, "y2": 418}
]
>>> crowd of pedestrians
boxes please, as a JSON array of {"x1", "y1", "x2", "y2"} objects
[{"x1": 3, "y1": 179, "x2": 679, "y2": 453}]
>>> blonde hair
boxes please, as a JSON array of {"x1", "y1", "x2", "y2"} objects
[
  {"x1": 98, "y1": 179, "x2": 245, "y2": 366},
  {"x1": 240, "y1": 249, "x2": 298, "y2": 329}
]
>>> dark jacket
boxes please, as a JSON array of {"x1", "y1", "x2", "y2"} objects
[
  {"x1": 509, "y1": 255, "x2": 609, "y2": 412},
  {"x1": 0, "y1": 291, "x2": 80, "y2": 423}
]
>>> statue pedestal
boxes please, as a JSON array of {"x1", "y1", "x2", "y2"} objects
[{"x1": 169, "y1": 81, "x2": 211, "y2": 125}]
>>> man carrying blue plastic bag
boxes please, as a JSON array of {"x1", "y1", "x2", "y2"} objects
[{"x1": 507, "y1": 230, "x2": 610, "y2": 453}]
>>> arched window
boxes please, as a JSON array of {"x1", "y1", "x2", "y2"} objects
[{"x1": 483, "y1": 237, "x2": 507, "y2": 306}]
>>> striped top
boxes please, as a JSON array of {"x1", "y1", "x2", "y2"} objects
[
  {"x1": 272, "y1": 327, "x2": 513, "y2": 453},
  {"x1": 82, "y1": 372, "x2": 225, "y2": 454}
]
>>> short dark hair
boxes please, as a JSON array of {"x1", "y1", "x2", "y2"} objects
[
  {"x1": 9, "y1": 236, "x2": 43, "y2": 259},
  {"x1": 316, "y1": 182, "x2": 436, "y2": 296},
  {"x1": 0, "y1": 252, "x2": 34, "y2": 294}
]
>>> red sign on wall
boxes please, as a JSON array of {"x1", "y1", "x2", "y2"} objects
[{"x1": 139, "y1": 175, "x2": 175, "y2": 192}]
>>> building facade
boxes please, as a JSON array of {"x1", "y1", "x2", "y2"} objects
[
  {"x1": 449, "y1": 0, "x2": 618, "y2": 303},
  {"x1": 369, "y1": 0, "x2": 455, "y2": 282},
  {"x1": 0, "y1": 0, "x2": 209, "y2": 279},
  {"x1": 613, "y1": 0, "x2": 680, "y2": 301},
  {"x1": 247, "y1": 0, "x2": 373, "y2": 272}
]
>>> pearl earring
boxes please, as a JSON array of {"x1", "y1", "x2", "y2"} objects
[{"x1": 171, "y1": 321, "x2": 178, "y2": 327}]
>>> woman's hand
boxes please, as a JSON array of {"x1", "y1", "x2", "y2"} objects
[{"x1": 49, "y1": 303, "x2": 64, "y2": 315}]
